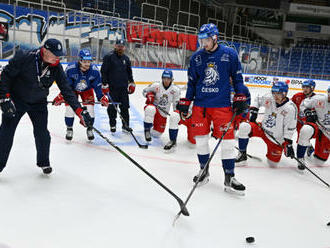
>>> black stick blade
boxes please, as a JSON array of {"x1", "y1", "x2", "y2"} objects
[{"x1": 139, "y1": 144, "x2": 148, "y2": 149}]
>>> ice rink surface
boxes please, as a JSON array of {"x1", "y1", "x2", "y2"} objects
[{"x1": 0, "y1": 84, "x2": 329, "y2": 248}]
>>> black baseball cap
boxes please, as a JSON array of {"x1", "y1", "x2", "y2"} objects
[
  {"x1": 43, "y1": 38, "x2": 64, "y2": 56},
  {"x1": 115, "y1": 39, "x2": 126, "y2": 46}
]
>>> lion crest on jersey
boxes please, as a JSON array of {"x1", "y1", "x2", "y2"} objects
[
  {"x1": 265, "y1": 114, "x2": 276, "y2": 128},
  {"x1": 159, "y1": 94, "x2": 169, "y2": 107},
  {"x1": 76, "y1": 79, "x2": 88, "y2": 91},
  {"x1": 203, "y1": 62, "x2": 219, "y2": 86}
]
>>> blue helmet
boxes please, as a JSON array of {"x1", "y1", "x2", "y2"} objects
[
  {"x1": 79, "y1": 49, "x2": 93, "y2": 61},
  {"x1": 198, "y1": 23, "x2": 219, "y2": 39},
  {"x1": 162, "y1": 70, "x2": 173, "y2": 79},
  {"x1": 272, "y1": 81, "x2": 288, "y2": 93},
  {"x1": 302, "y1": 80, "x2": 316, "y2": 89}
]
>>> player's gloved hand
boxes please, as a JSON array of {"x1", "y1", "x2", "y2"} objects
[
  {"x1": 249, "y1": 107, "x2": 259, "y2": 123},
  {"x1": 75, "y1": 107, "x2": 93, "y2": 128},
  {"x1": 304, "y1": 108, "x2": 317, "y2": 123},
  {"x1": 145, "y1": 92, "x2": 155, "y2": 104},
  {"x1": 52, "y1": 93, "x2": 65, "y2": 106},
  {"x1": 176, "y1": 98, "x2": 191, "y2": 120},
  {"x1": 128, "y1": 82, "x2": 136, "y2": 94},
  {"x1": 99, "y1": 95, "x2": 109, "y2": 107},
  {"x1": 0, "y1": 95, "x2": 16, "y2": 118},
  {"x1": 233, "y1": 93, "x2": 248, "y2": 115},
  {"x1": 283, "y1": 139, "x2": 295, "y2": 158},
  {"x1": 101, "y1": 84, "x2": 110, "y2": 95}
]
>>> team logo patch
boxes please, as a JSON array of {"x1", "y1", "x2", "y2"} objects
[
  {"x1": 159, "y1": 94, "x2": 169, "y2": 106},
  {"x1": 203, "y1": 62, "x2": 219, "y2": 86},
  {"x1": 265, "y1": 114, "x2": 276, "y2": 128},
  {"x1": 220, "y1": 53, "x2": 229, "y2": 62},
  {"x1": 76, "y1": 79, "x2": 88, "y2": 91}
]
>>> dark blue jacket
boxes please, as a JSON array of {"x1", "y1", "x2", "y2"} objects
[
  {"x1": 101, "y1": 50, "x2": 134, "y2": 89},
  {"x1": 0, "y1": 49, "x2": 81, "y2": 111}
]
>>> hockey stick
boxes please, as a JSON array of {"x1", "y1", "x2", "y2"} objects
[
  {"x1": 107, "y1": 93, "x2": 148, "y2": 149},
  {"x1": 234, "y1": 146, "x2": 262, "y2": 162},
  {"x1": 47, "y1": 101, "x2": 121, "y2": 105},
  {"x1": 155, "y1": 104, "x2": 170, "y2": 116},
  {"x1": 262, "y1": 127, "x2": 330, "y2": 188},
  {"x1": 173, "y1": 112, "x2": 237, "y2": 225},
  {"x1": 93, "y1": 127, "x2": 189, "y2": 216}
]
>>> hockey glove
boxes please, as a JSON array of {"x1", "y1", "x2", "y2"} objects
[
  {"x1": 75, "y1": 107, "x2": 93, "y2": 128},
  {"x1": 99, "y1": 95, "x2": 109, "y2": 107},
  {"x1": 52, "y1": 93, "x2": 65, "y2": 106},
  {"x1": 304, "y1": 108, "x2": 317, "y2": 123},
  {"x1": 0, "y1": 95, "x2": 16, "y2": 118},
  {"x1": 176, "y1": 98, "x2": 191, "y2": 120},
  {"x1": 145, "y1": 92, "x2": 155, "y2": 105},
  {"x1": 233, "y1": 93, "x2": 248, "y2": 115},
  {"x1": 249, "y1": 107, "x2": 259, "y2": 123},
  {"x1": 283, "y1": 139, "x2": 295, "y2": 158},
  {"x1": 128, "y1": 82, "x2": 136, "y2": 94},
  {"x1": 101, "y1": 84, "x2": 110, "y2": 95}
]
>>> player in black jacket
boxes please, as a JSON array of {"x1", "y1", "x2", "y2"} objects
[
  {"x1": 0, "y1": 38, "x2": 93, "y2": 174},
  {"x1": 101, "y1": 39, "x2": 135, "y2": 133}
]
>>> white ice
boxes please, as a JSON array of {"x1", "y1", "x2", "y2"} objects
[{"x1": 0, "y1": 84, "x2": 329, "y2": 248}]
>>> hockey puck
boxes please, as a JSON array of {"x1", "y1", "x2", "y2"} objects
[
  {"x1": 246, "y1": 237, "x2": 255, "y2": 243},
  {"x1": 327, "y1": 222, "x2": 330, "y2": 226}
]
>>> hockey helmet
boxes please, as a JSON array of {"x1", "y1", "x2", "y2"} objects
[
  {"x1": 302, "y1": 80, "x2": 316, "y2": 89},
  {"x1": 79, "y1": 49, "x2": 93, "y2": 61},
  {"x1": 272, "y1": 81, "x2": 288, "y2": 93},
  {"x1": 162, "y1": 70, "x2": 173, "y2": 79},
  {"x1": 198, "y1": 23, "x2": 219, "y2": 40}
]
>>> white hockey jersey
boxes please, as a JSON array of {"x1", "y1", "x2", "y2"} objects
[
  {"x1": 142, "y1": 82, "x2": 181, "y2": 117},
  {"x1": 252, "y1": 93, "x2": 297, "y2": 144},
  {"x1": 300, "y1": 94, "x2": 330, "y2": 140}
]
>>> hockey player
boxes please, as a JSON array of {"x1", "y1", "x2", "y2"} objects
[
  {"x1": 291, "y1": 80, "x2": 316, "y2": 155},
  {"x1": 296, "y1": 85, "x2": 330, "y2": 170},
  {"x1": 52, "y1": 49, "x2": 109, "y2": 140},
  {"x1": 176, "y1": 23, "x2": 249, "y2": 195},
  {"x1": 291, "y1": 80, "x2": 316, "y2": 135},
  {"x1": 143, "y1": 70, "x2": 182, "y2": 150},
  {"x1": 236, "y1": 81, "x2": 297, "y2": 167}
]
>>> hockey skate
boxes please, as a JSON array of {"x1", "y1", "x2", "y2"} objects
[
  {"x1": 297, "y1": 158, "x2": 306, "y2": 172},
  {"x1": 40, "y1": 166, "x2": 52, "y2": 175},
  {"x1": 122, "y1": 125, "x2": 133, "y2": 133},
  {"x1": 224, "y1": 174, "x2": 245, "y2": 196},
  {"x1": 193, "y1": 168, "x2": 210, "y2": 186},
  {"x1": 145, "y1": 129, "x2": 151, "y2": 142},
  {"x1": 235, "y1": 150, "x2": 247, "y2": 165},
  {"x1": 110, "y1": 126, "x2": 116, "y2": 133},
  {"x1": 164, "y1": 140, "x2": 176, "y2": 151},
  {"x1": 86, "y1": 127, "x2": 94, "y2": 140},
  {"x1": 65, "y1": 127, "x2": 73, "y2": 141}
]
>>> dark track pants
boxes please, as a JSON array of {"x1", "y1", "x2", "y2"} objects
[
  {"x1": 0, "y1": 105, "x2": 50, "y2": 172},
  {"x1": 107, "y1": 87, "x2": 130, "y2": 128}
]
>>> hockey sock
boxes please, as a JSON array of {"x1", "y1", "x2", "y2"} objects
[
  {"x1": 144, "y1": 122, "x2": 153, "y2": 131},
  {"x1": 222, "y1": 159, "x2": 235, "y2": 175},
  {"x1": 297, "y1": 144, "x2": 308, "y2": 158},
  {"x1": 238, "y1": 138, "x2": 249, "y2": 151},
  {"x1": 91, "y1": 118, "x2": 95, "y2": 126},
  {"x1": 198, "y1": 154, "x2": 209, "y2": 169},
  {"x1": 65, "y1": 117, "x2": 74, "y2": 127},
  {"x1": 169, "y1": 129, "x2": 178, "y2": 141}
]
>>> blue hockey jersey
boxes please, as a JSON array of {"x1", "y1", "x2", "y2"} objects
[
  {"x1": 65, "y1": 62, "x2": 103, "y2": 100},
  {"x1": 186, "y1": 44, "x2": 247, "y2": 108}
]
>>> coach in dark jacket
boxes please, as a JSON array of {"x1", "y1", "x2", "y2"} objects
[
  {"x1": 101, "y1": 39, "x2": 135, "y2": 133},
  {"x1": 0, "y1": 38, "x2": 93, "y2": 174}
]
